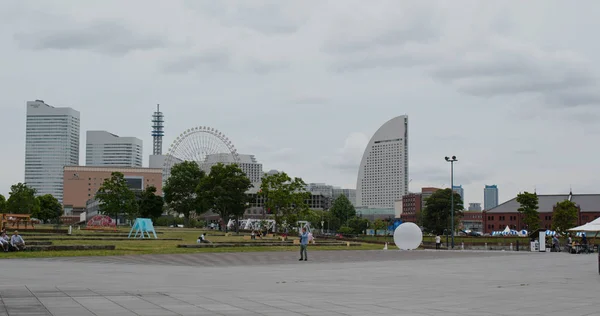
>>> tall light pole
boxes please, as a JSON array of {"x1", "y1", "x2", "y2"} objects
[{"x1": 445, "y1": 156, "x2": 458, "y2": 249}]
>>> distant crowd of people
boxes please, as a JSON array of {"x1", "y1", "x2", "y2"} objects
[{"x1": 0, "y1": 229, "x2": 26, "y2": 252}]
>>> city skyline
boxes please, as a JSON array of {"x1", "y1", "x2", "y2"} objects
[{"x1": 2, "y1": 1, "x2": 600, "y2": 205}]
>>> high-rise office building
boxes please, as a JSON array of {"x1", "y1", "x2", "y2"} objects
[
  {"x1": 484, "y1": 184, "x2": 499, "y2": 210},
  {"x1": 24, "y1": 100, "x2": 80, "y2": 203},
  {"x1": 86, "y1": 131, "x2": 143, "y2": 167},
  {"x1": 203, "y1": 153, "x2": 263, "y2": 183},
  {"x1": 356, "y1": 115, "x2": 409, "y2": 208},
  {"x1": 452, "y1": 185, "x2": 464, "y2": 204},
  {"x1": 468, "y1": 203, "x2": 482, "y2": 211}
]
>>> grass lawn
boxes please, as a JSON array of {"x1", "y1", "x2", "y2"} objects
[{"x1": 1, "y1": 227, "x2": 381, "y2": 259}]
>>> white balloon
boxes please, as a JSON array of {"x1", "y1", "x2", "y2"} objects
[{"x1": 393, "y1": 222, "x2": 423, "y2": 250}]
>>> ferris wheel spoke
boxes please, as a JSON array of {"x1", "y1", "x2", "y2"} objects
[{"x1": 163, "y1": 127, "x2": 239, "y2": 182}]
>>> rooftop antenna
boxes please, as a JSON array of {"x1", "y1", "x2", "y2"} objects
[{"x1": 152, "y1": 104, "x2": 164, "y2": 155}]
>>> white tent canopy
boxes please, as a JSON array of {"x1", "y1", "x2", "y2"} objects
[{"x1": 569, "y1": 217, "x2": 600, "y2": 232}]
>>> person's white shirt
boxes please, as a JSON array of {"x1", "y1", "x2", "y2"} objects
[
  {"x1": 10, "y1": 234, "x2": 24, "y2": 246},
  {"x1": 435, "y1": 236, "x2": 441, "y2": 243}
]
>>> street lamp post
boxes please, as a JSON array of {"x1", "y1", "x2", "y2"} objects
[{"x1": 445, "y1": 155, "x2": 458, "y2": 249}]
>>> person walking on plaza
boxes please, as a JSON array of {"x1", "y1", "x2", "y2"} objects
[
  {"x1": 552, "y1": 235, "x2": 560, "y2": 252},
  {"x1": 10, "y1": 231, "x2": 25, "y2": 251},
  {"x1": 435, "y1": 235, "x2": 441, "y2": 249},
  {"x1": 299, "y1": 227, "x2": 309, "y2": 261}
]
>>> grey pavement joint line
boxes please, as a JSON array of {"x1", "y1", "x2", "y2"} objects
[
  {"x1": 53, "y1": 286, "x2": 98, "y2": 316},
  {"x1": 0, "y1": 292, "x2": 7, "y2": 315},
  {"x1": 162, "y1": 293, "x2": 226, "y2": 315},
  {"x1": 86, "y1": 290, "x2": 143, "y2": 316},
  {"x1": 24, "y1": 285, "x2": 52, "y2": 316},
  {"x1": 114, "y1": 290, "x2": 183, "y2": 316},
  {"x1": 241, "y1": 296, "x2": 312, "y2": 316}
]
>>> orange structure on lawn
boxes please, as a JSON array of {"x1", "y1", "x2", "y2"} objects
[{"x1": 1, "y1": 214, "x2": 36, "y2": 230}]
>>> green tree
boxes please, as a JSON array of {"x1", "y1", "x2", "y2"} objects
[
  {"x1": 516, "y1": 191, "x2": 540, "y2": 232},
  {"x1": 33, "y1": 194, "x2": 63, "y2": 223},
  {"x1": 0, "y1": 194, "x2": 6, "y2": 213},
  {"x1": 552, "y1": 200, "x2": 578, "y2": 234},
  {"x1": 96, "y1": 172, "x2": 138, "y2": 224},
  {"x1": 163, "y1": 161, "x2": 206, "y2": 225},
  {"x1": 198, "y1": 163, "x2": 252, "y2": 233},
  {"x1": 329, "y1": 195, "x2": 356, "y2": 225},
  {"x1": 338, "y1": 226, "x2": 353, "y2": 235},
  {"x1": 422, "y1": 188, "x2": 464, "y2": 235},
  {"x1": 138, "y1": 186, "x2": 164, "y2": 221},
  {"x1": 371, "y1": 219, "x2": 387, "y2": 237},
  {"x1": 325, "y1": 212, "x2": 342, "y2": 231},
  {"x1": 6, "y1": 183, "x2": 40, "y2": 214},
  {"x1": 348, "y1": 217, "x2": 370, "y2": 235},
  {"x1": 258, "y1": 171, "x2": 310, "y2": 233}
]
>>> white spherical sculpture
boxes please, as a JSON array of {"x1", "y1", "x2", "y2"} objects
[{"x1": 393, "y1": 222, "x2": 423, "y2": 250}]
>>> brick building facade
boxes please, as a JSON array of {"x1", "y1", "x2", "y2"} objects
[
  {"x1": 483, "y1": 192, "x2": 600, "y2": 234},
  {"x1": 401, "y1": 187, "x2": 440, "y2": 223},
  {"x1": 63, "y1": 166, "x2": 163, "y2": 215}
]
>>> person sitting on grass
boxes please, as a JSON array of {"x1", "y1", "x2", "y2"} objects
[
  {"x1": 198, "y1": 233, "x2": 211, "y2": 244},
  {"x1": 0, "y1": 232, "x2": 10, "y2": 252},
  {"x1": 10, "y1": 231, "x2": 25, "y2": 251}
]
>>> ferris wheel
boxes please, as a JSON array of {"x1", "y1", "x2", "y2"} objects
[{"x1": 163, "y1": 126, "x2": 240, "y2": 181}]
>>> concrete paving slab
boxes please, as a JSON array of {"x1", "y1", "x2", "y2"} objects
[{"x1": 0, "y1": 250, "x2": 599, "y2": 315}]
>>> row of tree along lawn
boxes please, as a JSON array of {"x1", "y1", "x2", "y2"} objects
[
  {"x1": 0, "y1": 183, "x2": 63, "y2": 223},
  {"x1": 2, "y1": 168, "x2": 577, "y2": 235},
  {"x1": 161, "y1": 161, "x2": 367, "y2": 233}
]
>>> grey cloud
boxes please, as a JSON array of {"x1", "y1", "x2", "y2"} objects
[
  {"x1": 325, "y1": 23, "x2": 439, "y2": 55},
  {"x1": 14, "y1": 20, "x2": 166, "y2": 56},
  {"x1": 162, "y1": 51, "x2": 232, "y2": 74},
  {"x1": 513, "y1": 149, "x2": 537, "y2": 156},
  {"x1": 162, "y1": 51, "x2": 286, "y2": 75},
  {"x1": 331, "y1": 51, "x2": 435, "y2": 73},
  {"x1": 246, "y1": 60, "x2": 289, "y2": 74},
  {"x1": 411, "y1": 165, "x2": 490, "y2": 186},
  {"x1": 185, "y1": 0, "x2": 305, "y2": 35},
  {"x1": 430, "y1": 47, "x2": 600, "y2": 109},
  {"x1": 291, "y1": 96, "x2": 329, "y2": 105}
]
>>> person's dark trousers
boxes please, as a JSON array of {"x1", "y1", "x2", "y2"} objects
[
  {"x1": 299, "y1": 244, "x2": 307, "y2": 260},
  {"x1": 436, "y1": 243, "x2": 440, "y2": 249}
]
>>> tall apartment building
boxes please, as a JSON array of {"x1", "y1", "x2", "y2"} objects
[
  {"x1": 356, "y1": 115, "x2": 409, "y2": 208},
  {"x1": 484, "y1": 184, "x2": 499, "y2": 210},
  {"x1": 24, "y1": 100, "x2": 80, "y2": 203},
  {"x1": 452, "y1": 185, "x2": 464, "y2": 204},
  {"x1": 203, "y1": 153, "x2": 263, "y2": 183},
  {"x1": 86, "y1": 131, "x2": 143, "y2": 167}
]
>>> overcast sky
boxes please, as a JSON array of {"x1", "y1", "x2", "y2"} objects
[{"x1": 2, "y1": 0, "x2": 600, "y2": 206}]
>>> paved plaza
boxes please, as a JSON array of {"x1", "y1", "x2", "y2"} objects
[{"x1": 0, "y1": 250, "x2": 599, "y2": 315}]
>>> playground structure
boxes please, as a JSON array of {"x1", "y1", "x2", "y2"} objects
[
  {"x1": 128, "y1": 218, "x2": 158, "y2": 239},
  {"x1": 1, "y1": 214, "x2": 37, "y2": 230}
]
